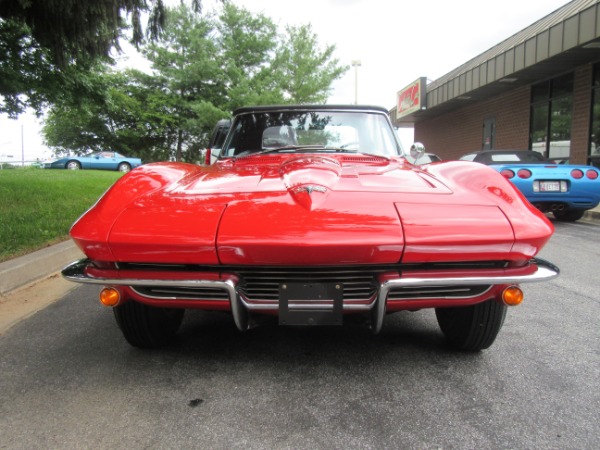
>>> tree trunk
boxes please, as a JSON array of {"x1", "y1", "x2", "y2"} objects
[{"x1": 176, "y1": 128, "x2": 183, "y2": 161}]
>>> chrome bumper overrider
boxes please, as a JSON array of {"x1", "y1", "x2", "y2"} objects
[{"x1": 62, "y1": 258, "x2": 559, "y2": 334}]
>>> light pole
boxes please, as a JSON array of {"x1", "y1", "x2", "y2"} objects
[{"x1": 351, "y1": 60, "x2": 361, "y2": 105}]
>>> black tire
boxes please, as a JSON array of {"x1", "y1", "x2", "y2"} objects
[
  {"x1": 435, "y1": 299, "x2": 507, "y2": 351},
  {"x1": 117, "y1": 162, "x2": 131, "y2": 173},
  {"x1": 553, "y1": 209, "x2": 585, "y2": 222},
  {"x1": 113, "y1": 301, "x2": 185, "y2": 349},
  {"x1": 66, "y1": 160, "x2": 81, "y2": 170}
]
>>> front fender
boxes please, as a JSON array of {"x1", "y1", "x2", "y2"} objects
[
  {"x1": 423, "y1": 161, "x2": 554, "y2": 263},
  {"x1": 70, "y1": 162, "x2": 204, "y2": 261}
]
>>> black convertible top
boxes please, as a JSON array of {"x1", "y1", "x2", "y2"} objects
[
  {"x1": 233, "y1": 104, "x2": 390, "y2": 115},
  {"x1": 474, "y1": 150, "x2": 548, "y2": 165}
]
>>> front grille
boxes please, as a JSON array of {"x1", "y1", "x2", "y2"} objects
[
  {"x1": 116, "y1": 261, "x2": 509, "y2": 303},
  {"x1": 237, "y1": 268, "x2": 379, "y2": 303}
]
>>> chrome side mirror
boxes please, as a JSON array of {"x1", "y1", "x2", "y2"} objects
[{"x1": 410, "y1": 142, "x2": 426, "y2": 163}]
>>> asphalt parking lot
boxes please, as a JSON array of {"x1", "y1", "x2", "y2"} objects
[{"x1": 0, "y1": 218, "x2": 599, "y2": 449}]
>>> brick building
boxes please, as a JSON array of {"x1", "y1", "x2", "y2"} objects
[{"x1": 391, "y1": 0, "x2": 600, "y2": 167}]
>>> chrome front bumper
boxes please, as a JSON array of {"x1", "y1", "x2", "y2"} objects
[{"x1": 62, "y1": 258, "x2": 559, "y2": 333}]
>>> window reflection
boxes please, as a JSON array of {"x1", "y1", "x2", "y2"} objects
[
  {"x1": 589, "y1": 64, "x2": 600, "y2": 169},
  {"x1": 530, "y1": 74, "x2": 573, "y2": 163},
  {"x1": 549, "y1": 96, "x2": 572, "y2": 162}
]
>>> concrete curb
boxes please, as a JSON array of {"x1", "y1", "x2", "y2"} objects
[
  {"x1": 0, "y1": 240, "x2": 83, "y2": 296},
  {"x1": 584, "y1": 209, "x2": 600, "y2": 221}
]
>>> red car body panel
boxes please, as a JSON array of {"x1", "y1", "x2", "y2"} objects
[
  {"x1": 71, "y1": 156, "x2": 554, "y2": 266},
  {"x1": 217, "y1": 194, "x2": 405, "y2": 265}
]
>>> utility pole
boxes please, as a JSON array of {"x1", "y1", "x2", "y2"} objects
[{"x1": 351, "y1": 60, "x2": 361, "y2": 105}]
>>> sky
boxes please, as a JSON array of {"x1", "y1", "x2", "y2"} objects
[{"x1": 0, "y1": 0, "x2": 572, "y2": 161}]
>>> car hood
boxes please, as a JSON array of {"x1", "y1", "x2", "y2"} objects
[
  {"x1": 172, "y1": 154, "x2": 452, "y2": 195},
  {"x1": 71, "y1": 156, "x2": 553, "y2": 266}
]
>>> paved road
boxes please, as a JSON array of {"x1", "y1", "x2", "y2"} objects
[{"x1": 1, "y1": 220, "x2": 599, "y2": 449}]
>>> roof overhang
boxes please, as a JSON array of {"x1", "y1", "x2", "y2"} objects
[{"x1": 392, "y1": 0, "x2": 600, "y2": 126}]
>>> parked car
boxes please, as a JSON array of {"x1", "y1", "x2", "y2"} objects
[
  {"x1": 205, "y1": 119, "x2": 231, "y2": 164},
  {"x1": 459, "y1": 149, "x2": 600, "y2": 221},
  {"x1": 44, "y1": 151, "x2": 142, "y2": 172},
  {"x1": 62, "y1": 105, "x2": 558, "y2": 352}
]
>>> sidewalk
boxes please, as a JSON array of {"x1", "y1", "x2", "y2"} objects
[
  {"x1": 0, "y1": 240, "x2": 83, "y2": 296},
  {"x1": 1, "y1": 204, "x2": 599, "y2": 296}
]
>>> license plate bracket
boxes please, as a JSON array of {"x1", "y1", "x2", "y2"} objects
[{"x1": 279, "y1": 282, "x2": 343, "y2": 326}]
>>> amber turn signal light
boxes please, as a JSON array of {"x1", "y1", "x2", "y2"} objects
[
  {"x1": 502, "y1": 286, "x2": 523, "y2": 306},
  {"x1": 99, "y1": 287, "x2": 121, "y2": 307}
]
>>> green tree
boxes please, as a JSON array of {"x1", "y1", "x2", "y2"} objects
[
  {"x1": 43, "y1": 68, "x2": 179, "y2": 162},
  {"x1": 0, "y1": 18, "x2": 61, "y2": 116},
  {"x1": 0, "y1": 0, "x2": 206, "y2": 66},
  {"x1": 214, "y1": 5, "x2": 348, "y2": 108},
  {"x1": 272, "y1": 24, "x2": 348, "y2": 104},
  {"x1": 0, "y1": 0, "x2": 203, "y2": 116},
  {"x1": 216, "y1": 3, "x2": 284, "y2": 110},
  {"x1": 143, "y1": 5, "x2": 228, "y2": 162},
  {"x1": 42, "y1": 2, "x2": 348, "y2": 163}
]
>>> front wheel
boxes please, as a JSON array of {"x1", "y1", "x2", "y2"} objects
[
  {"x1": 66, "y1": 160, "x2": 81, "y2": 170},
  {"x1": 435, "y1": 299, "x2": 507, "y2": 351},
  {"x1": 113, "y1": 301, "x2": 185, "y2": 348},
  {"x1": 117, "y1": 162, "x2": 131, "y2": 172},
  {"x1": 553, "y1": 209, "x2": 585, "y2": 222}
]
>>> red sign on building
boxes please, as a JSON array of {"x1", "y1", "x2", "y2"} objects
[{"x1": 396, "y1": 77, "x2": 427, "y2": 120}]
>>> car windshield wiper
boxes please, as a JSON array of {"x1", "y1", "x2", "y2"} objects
[
  {"x1": 235, "y1": 146, "x2": 359, "y2": 157},
  {"x1": 260, "y1": 145, "x2": 328, "y2": 154}
]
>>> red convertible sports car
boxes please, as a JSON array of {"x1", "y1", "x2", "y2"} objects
[{"x1": 62, "y1": 105, "x2": 559, "y2": 351}]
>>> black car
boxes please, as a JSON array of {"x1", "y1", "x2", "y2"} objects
[{"x1": 206, "y1": 119, "x2": 231, "y2": 164}]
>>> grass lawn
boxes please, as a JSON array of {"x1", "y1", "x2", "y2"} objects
[{"x1": 0, "y1": 168, "x2": 122, "y2": 262}]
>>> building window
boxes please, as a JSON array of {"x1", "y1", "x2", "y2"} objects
[
  {"x1": 530, "y1": 73, "x2": 573, "y2": 162},
  {"x1": 589, "y1": 64, "x2": 600, "y2": 168}
]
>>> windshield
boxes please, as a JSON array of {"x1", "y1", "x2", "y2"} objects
[
  {"x1": 83, "y1": 151, "x2": 123, "y2": 158},
  {"x1": 221, "y1": 109, "x2": 403, "y2": 158}
]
